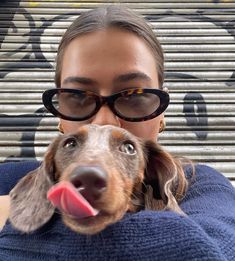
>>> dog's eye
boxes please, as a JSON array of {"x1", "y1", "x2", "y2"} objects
[
  {"x1": 63, "y1": 138, "x2": 77, "y2": 149},
  {"x1": 120, "y1": 142, "x2": 136, "y2": 155}
]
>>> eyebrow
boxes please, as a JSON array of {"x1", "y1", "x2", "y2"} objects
[
  {"x1": 63, "y1": 76, "x2": 97, "y2": 85},
  {"x1": 62, "y1": 72, "x2": 152, "y2": 86},
  {"x1": 114, "y1": 72, "x2": 152, "y2": 83}
]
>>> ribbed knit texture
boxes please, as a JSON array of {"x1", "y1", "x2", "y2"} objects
[{"x1": 0, "y1": 162, "x2": 235, "y2": 261}]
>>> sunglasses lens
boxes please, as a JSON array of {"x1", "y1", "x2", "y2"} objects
[
  {"x1": 114, "y1": 92, "x2": 161, "y2": 119},
  {"x1": 52, "y1": 91, "x2": 97, "y2": 119}
]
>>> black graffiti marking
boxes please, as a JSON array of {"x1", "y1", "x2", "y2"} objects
[
  {"x1": 0, "y1": 0, "x2": 20, "y2": 48},
  {"x1": 0, "y1": 9, "x2": 84, "y2": 161},
  {"x1": 0, "y1": 8, "x2": 52, "y2": 79},
  {"x1": 165, "y1": 75, "x2": 209, "y2": 140},
  {"x1": 226, "y1": 72, "x2": 235, "y2": 86},
  {"x1": 0, "y1": 9, "x2": 83, "y2": 79},
  {"x1": 0, "y1": 107, "x2": 47, "y2": 162},
  {"x1": 146, "y1": 10, "x2": 234, "y2": 140},
  {"x1": 165, "y1": 72, "x2": 199, "y2": 80},
  {"x1": 183, "y1": 92, "x2": 208, "y2": 140},
  {"x1": 146, "y1": 10, "x2": 235, "y2": 87}
]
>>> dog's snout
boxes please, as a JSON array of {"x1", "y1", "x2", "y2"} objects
[{"x1": 70, "y1": 166, "x2": 107, "y2": 202}]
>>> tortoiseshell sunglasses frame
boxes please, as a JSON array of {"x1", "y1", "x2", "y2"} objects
[{"x1": 42, "y1": 88, "x2": 170, "y2": 122}]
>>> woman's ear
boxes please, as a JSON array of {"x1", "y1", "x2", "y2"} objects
[
  {"x1": 143, "y1": 140, "x2": 188, "y2": 215},
  {"x1": 9, "y1": 136, "x2": 62, "y2": 233},
  {"x1": 158, "y1": 114, "x2": 165, "y2": 134}
]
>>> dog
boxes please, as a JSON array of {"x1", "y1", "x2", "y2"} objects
[{"x1": 9, "y1": 124, "x2": 188, "y2": 235}]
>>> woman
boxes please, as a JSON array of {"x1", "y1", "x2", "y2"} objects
[{"x1": 0, "y1": 5, "x2": 235, "y2": 260}]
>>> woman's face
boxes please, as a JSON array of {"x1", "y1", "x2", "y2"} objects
[{"x1": 60, "y1": 27, "x2": 164, "y2": 141}]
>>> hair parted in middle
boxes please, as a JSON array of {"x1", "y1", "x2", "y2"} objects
[{"x1": 55, "y1": 5, "x2": 164, "y2": 89}]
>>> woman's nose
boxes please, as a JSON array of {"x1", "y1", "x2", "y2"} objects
[{"x1": 91, "y1": 105, "x2": 121, "y2": 127}]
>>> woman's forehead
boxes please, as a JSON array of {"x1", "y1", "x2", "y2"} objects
[{"x1": 60, "y1": 28, "x2": 159, "y2": 89}]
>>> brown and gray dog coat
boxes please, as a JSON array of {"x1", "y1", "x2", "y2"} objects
[{"x1": 9, "y1": 124, "x2": 188, "y2": 235}]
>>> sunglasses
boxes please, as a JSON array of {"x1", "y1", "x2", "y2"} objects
[{"x1": 42, "y1": 88, "x2": 169, "y2": 122}]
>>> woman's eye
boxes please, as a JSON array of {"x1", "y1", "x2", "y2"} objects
[
  {"x1": 63, "y1": 138, "x2": 77, "y2": 149},
  {"x1": 120, "y1": 142, "x2": 136, "y2": 155}
]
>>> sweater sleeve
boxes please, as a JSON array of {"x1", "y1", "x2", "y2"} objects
[
  {"x1": 0, "y1": 161, "x2": 40, "y2": 195},
  {"x1": 180, "y1": 164, "x2": 235, "y2": 260}
]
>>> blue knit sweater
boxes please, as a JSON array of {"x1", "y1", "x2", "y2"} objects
[{"x1": 0, "y1": 161, "x2": 235, "y2": 261}]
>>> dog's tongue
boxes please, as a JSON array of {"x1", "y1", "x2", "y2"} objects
[{"x1": 47, "y1": 181, "x2": 99, "y2": 219}]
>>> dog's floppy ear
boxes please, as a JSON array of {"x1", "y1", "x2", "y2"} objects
[
  {"x1": 143, "y1": 140, "x2": 188, "y2": 215},
  {"x1": 9, "y1": 136, "x2": 61, "y2": 233}
]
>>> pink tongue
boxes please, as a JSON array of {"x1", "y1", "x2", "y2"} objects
[{"x1": 47, "y1": 181, "x2": 99, "y2": 219}]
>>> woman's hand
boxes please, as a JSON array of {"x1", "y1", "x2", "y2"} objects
[{"x1": 0, "y1": 195, "x2": 10, "y2": 230}]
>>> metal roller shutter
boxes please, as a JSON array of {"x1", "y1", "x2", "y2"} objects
[{"x1": 0, "y1": 0, "x2": 234, "y2": 186}]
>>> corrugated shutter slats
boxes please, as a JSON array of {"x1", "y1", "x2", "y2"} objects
[{"x1": 0, "y1": 0, "x2": 234, "y2": 185}]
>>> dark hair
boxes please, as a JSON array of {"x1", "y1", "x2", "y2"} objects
[{"x1": 55, "y1": 5, "x2": 164, "y2": 89}]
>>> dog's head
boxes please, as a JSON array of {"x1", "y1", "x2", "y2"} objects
[{"x1": 9, "y1": 124, "x2": 188, "y2": 235}]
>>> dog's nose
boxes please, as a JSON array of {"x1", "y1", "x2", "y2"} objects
[{"x1": 70, "y1": 166, "x2": 107, "y2": 203}]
